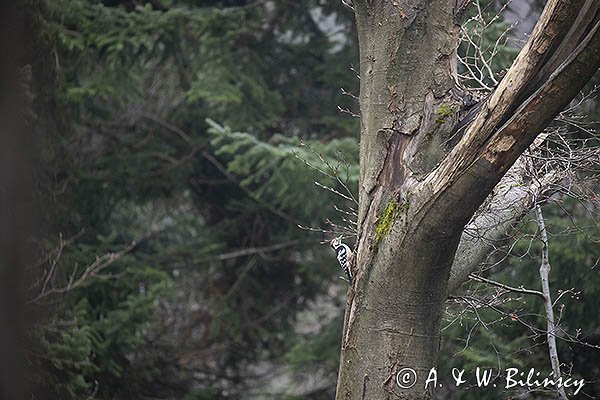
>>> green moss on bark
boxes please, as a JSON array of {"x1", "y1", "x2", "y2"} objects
[
  {"x1": 375, "y1": 199, "x2": 409, "y2": 243},
  {"x1": 435, "y1": 103, "x2": 454, "y2": 124}
]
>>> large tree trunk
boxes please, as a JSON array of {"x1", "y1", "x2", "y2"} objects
[
  {"x1": 337, "y1": 2, "x2": 460, "y2": 398},
  {"x1": 336, "y1": 1, "x2": 600, "y2": 399}
]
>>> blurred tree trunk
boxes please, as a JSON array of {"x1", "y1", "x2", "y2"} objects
[
  {"x1": 0, "y1": 3, "x2": 37, "y2": 399},
  {"x1": 336, "y1": 1, "x2": 600, "y2": 399}
]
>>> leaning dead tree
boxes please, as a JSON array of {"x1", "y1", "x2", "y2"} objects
[{"x1": 336, "y1": 1, "x2": 600, "y2": 399}]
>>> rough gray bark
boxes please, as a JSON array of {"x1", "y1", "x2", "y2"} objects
[
  {"x1": 447, "y1": 151, "x2": 564, "y2": 295},
  {"x1": 447, "y1": 162, "x2": 535, "y2": 294},
  {"x1": 336, "y1": 1, "x2": 600, "y2": 399}
]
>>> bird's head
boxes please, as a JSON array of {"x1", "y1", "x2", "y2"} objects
[{"x1": 330, "y1": 236, "x2": 342, "y2": 248}]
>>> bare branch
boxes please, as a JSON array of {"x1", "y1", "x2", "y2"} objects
[
  {"x1": 535, "y1": 205, "x2": 568, "y2": 400},
  {"x1": 176, "y1": 240, "x2": 305, "y2": 266},
  {"x1": 469, "y1": 273, "x2": 545, "y2": 299},
  {"x1": 28, "y1": 240, "x2": 137, "y2": 304}
]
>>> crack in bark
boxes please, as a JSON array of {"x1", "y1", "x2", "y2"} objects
[{"x1": 360, "y1": 374, "x2": 369, "y2": 400}]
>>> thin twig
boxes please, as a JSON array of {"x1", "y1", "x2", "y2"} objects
[
  {"x1": 469, "y1": 273, "x2": 545, "y2": 299},
  {"x1": 535, "y1": 204, "x2": 568, "y2": 400}
]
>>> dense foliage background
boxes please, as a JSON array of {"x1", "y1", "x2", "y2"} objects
[{"x1": 16, "y1": 0, "x2": 599, "y2": 399}]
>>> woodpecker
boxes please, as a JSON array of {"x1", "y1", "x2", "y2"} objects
[{"x1": 330, "y1": 236, "x2": 353, "y2": 281}]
